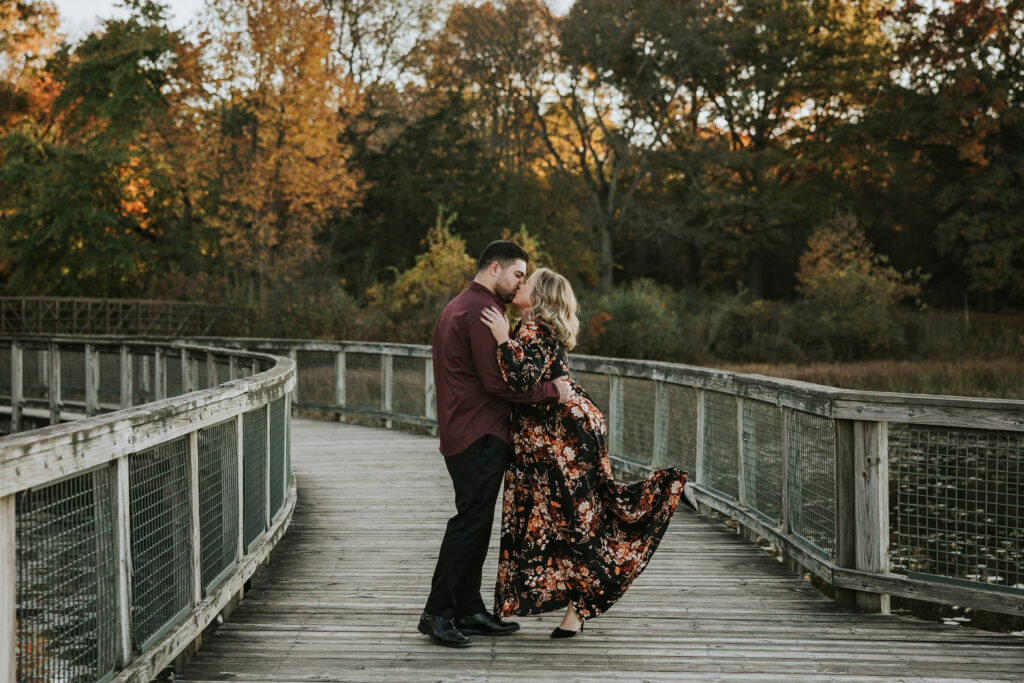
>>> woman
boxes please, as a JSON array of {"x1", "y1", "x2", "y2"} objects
[{"x1": 480, "y1": 267, "x2": 694, "y2": 638}]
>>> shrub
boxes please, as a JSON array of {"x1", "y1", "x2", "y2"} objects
[
  {"x1": 708, "y1": 298, "x2": 808, "y2": 363},
  {"x1": 577, "y1": 279, "x2": 685, "y2": 360},
  {"x1": 367, "y1": 213, "x2": 476, "y2": 343},
  {"x1": 797, "y1": 214, "x2": 923, "y2": 360}
]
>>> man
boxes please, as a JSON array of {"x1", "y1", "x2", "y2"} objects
[{"x1": 418, "y1": 240, "x2": 571, "y2": 648}]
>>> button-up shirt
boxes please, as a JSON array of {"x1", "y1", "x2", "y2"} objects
[{"x1": 431, "y1": 281, "x2": 558, "y2": 456}]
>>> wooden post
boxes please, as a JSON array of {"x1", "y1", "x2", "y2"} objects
[
  {"x1": 85, "y1": 344, "x2": 100, "y2": 416},
  {"x1": 288, "y1": 350, "x2": 298, "y2": 405},
  {"x1": 120, "y1": 346, "x2": 133, "y2": 409},
  {"x1": 188, "y1": 431, "x2": 202, "y2": 604},
  {"x1": 182, "y1": 349, "x2": 194, "y2": 394},
  {"x1": 335, "y1": 351, "x2": 346, "y2": 423},
  {"x1": 736, "y1": 396, "x2": 747, "y2": 506},
  {"x1": 835, "y1": 419, "x2": 857, "y2": 609},
  {"x1": 780, "y1": 407, "x2": 792, "y2": 534},
  {"x1": 11, "y1": 341, "x2": 22, "y2": 433},
  {"x1": 139, "y1": 354, "x2": 150, "y2": 403},
  {"x1": 695, "y1": 389, "x2": 706, "y2": 485},
  {"x1": 608, "y1": 374, "x2": 624, "y2": 457},
  {"x1": 264, "y1": 406, "x2": 271, "y2": 527},
  {"x1": 49, "y1": 342, "x2": 62, "y2": 425},
  {"x1": 154, "y1": 348, "x2": 165, "y2": 401},
  {"x1": 114, "y1": 457, "x2": 135, "y2": 665},
  {"x1": 206, "y1": 352, "x2": 217, "y2": 390},
  {"x1": 235, "y1": 414, "x2": 245, "y2": 561},
  {"x1": 424, "y1": 359, "x2": 436, "y2": 436},
  {"x1": 835, "y1": 419, "x2": 890, "y2": 613},
  {"x1": 229, "y1": 355, "x2": 238, "y2": 382},
  {"x1": 652, "y1": 380, "x2": 669, "y2": 467},
  {"x1": 855, "y1": 420, "x2": 890, "y2": 613},
  {"x1": 381, "y1": 354, "x2": 393, "y2": 429},
  {"x1": 0, "y1": 494, "x2": 15, "y2": 683}
]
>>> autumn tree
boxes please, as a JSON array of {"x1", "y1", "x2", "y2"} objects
[
  {"x1": 0, "y1": 0, "x2": 61, "y2": 131},
  {"x1": 0, "y1": 1, "x2": 208, "y2": 296},
  {"x1": 863, "y1": 0, "x2": 1024, "y2": 308},
  {"x1": 199, "y1": 0, "x2": 363, "y2": 307}
]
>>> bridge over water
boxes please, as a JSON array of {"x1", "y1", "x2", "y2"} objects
[{"x1": 1, "y1": 322, "x2": 1022, "y2": 681}]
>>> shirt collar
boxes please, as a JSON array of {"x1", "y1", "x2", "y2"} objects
[{"x1": 469, "y1": 280, "x2": 504, "y2": 308}]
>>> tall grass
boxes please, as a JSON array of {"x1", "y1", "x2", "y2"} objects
[{"x1": 719, "y1": 358, "x2": 1024, "y2": 399}]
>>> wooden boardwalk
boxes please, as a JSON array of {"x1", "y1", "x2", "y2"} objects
[{"x1": 177, "y1": 419, "x2": 1024, "y2": 682}]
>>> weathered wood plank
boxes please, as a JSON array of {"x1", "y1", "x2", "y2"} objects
[{"x1": 177, "y1": 420, "x2": 1024, "y2": 682}]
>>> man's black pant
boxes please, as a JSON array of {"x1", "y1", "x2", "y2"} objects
[{"x1": 424, "y1": 434, "x2": 510, "y2": 618}]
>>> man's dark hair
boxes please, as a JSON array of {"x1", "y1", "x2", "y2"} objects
[{"x1": 477, "y1": 240, "x2": 529, "y2": 272}]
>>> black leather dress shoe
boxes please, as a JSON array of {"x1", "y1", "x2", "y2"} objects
[
  {"x1": 418, "y1": 611, "x2": 471, "y2": 648},
  {"x1": 455, "y1": 611, "x2": 520, "y2": 636}
]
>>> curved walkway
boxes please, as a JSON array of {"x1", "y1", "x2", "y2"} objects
[{"x1": 177, "y1": 419, "x2": 1024, "y2": 682}]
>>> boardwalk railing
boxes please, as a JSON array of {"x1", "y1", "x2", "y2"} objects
[
  {"x1": 202, "y1": 338, "x2": 1023, "y2": 620},
  {"x1": 0, "y1": 336, "x2": 295, "y2": 682},
  {"x1": 0, "y1": 297, "x2": 247, "y2": 337},
  {"x1": 2, "y1": 334, "x2": 1020, "y2": 682}
]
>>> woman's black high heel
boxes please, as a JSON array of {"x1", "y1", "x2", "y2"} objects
[{"x1": 549, "y1": 621, "x2": 584, "y2": 639}]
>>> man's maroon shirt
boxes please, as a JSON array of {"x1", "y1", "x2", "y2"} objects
[{"x1": 432, "y1": 281, "x2": 558, "y2": 456}]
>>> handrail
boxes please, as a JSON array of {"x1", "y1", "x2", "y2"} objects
[
  {"x1": 192, "y1": 337, "x2": 1024, "y2": 619},
  {"x1": 0, "y1": 297, "x2": 248, "y2": 337},
  {"x1": 1, "y1": 335, "x2": 295, "y2": 682},
  {"x1": 3, "y1": 334, "x2": 1022, "y2": 682}
]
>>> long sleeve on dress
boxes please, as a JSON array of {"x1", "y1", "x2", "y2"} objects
[
  {"x1": 495, "y1": 321, "x2": 560, "y2": 392},
  {"x1": 470, "y1": 312, "x2": 558, "y2": 404}
]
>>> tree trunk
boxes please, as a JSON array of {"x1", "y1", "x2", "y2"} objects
[{"x1": 598, "y1": 220, "x2": 614, "y2": 293}]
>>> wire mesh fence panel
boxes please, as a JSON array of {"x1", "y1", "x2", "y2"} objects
[
  {"x1": 16, "y1": 467, "x2": 118, "y2": 682},
  {"x1": 243, "y1": 406, "x2": 268, "y2": 549},
  {"x1": 345, "y1": 353, "x2": 382, "y2": 410},
  {"x1": 703, "y1": 390, "x2": 739, "y2": 499},
  {"x1": 129, "y1": 438, "x2": 192, "y2": 650},
  {"x1": 742, "y1": 399, "x2": 785, "y2": 524},
  {"x1": 620, "y1": 377, "x2": 657, "y2": 465},
  {"x1": 133, "y1": 352, "x2": 156, "y2": 405},
  {"x1": 98, "y1": 350, "x2": 120, "y2": 406},
  {"x1": 296, "y1": 351, "x2": 335, "y2": 406},
  {"x1": 393, "y1": 356, "x2": 426, "y2": 417},
  {"x1": 165, "y1": 353, "x2": 183, "y2": 398},
  {"x1": 787, "y1": 411, "x2": 837, "y2": 557},
  {"x1": 574, "y1": 371, "x2": 609, "y2": 417},
  {"x1": 892, "y1": 426, "x2": 1022, "y2": 591},
  {"x1": 269, "y1": 398, "x2": 286, "y2": 518},
  {"x1": 60, "y1": 347, "x2": 86, "y2": 406},
  {"x1": 21, "y1": 345, "x2": 49, "y2": 405},
  {"x1": 199, "y1": 419, "x2": 239, "y2": 593},
  {"x1": 216, "y1": 355, "x2": 232, "y2": 386},
  {"x1": 663, "y1": 384, "x2": 698, "y2": 473}
]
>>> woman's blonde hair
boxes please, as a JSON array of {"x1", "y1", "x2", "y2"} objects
[{"x1": 525, "y1": 268, "x2": 580, "y2": 350}]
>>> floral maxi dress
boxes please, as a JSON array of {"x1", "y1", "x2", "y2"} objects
[{"x1": 493, "y1": 321, "x2": 687, "y2": 621}]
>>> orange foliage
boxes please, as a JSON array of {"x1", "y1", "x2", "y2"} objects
[
  {"x1": 0, "y1": 0, "x2": 63, "y2": 129},
  {"x1": 202, "y1": 0, "x2": 364, "y2": 291}
]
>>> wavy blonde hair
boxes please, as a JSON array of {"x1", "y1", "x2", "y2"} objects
[{"x1": 525, "y1": 268, "x2": 580, "y2": 350}]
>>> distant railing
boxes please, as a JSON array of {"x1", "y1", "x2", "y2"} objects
[
  {"x1": 0, "y1": 336, "x2": 295, "y2": 682},
  {"x1": 200, "y1": 337, "x2": 1023, "y2": 620},
  {"x1": 0, "y1": 297, "x2": 248, "y2": 337}
]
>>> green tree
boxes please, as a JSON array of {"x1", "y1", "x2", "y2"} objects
[
  {"x1": 862, "y1": 0, "x2": 1024, "y2": 308},
  {"x1": 0, "y1": 1, "x2": 202, "y2": 296}
]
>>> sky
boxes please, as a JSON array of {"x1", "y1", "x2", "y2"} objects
[
  {"x1": 52, "y1": 0, "x2": 576, "y2": 38},
  {"x1": 51, "y1": 0, "x2": 206, "y2": 37}
]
